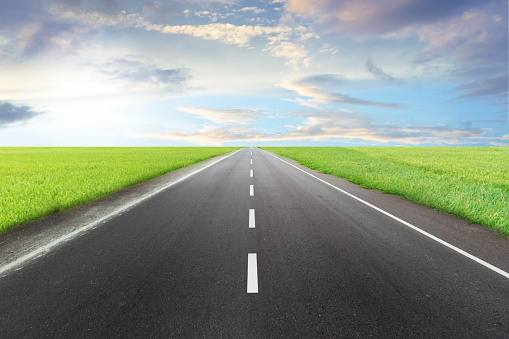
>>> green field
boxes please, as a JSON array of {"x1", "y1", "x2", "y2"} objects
[
  {"x1": 263, "y1": 147, "x2": 509, "y2": 236},
  {"x1": 0, "y1": 147, "x2": 238, "y2": 233}
]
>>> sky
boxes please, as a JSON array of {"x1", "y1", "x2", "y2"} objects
[{"x1": 0, "y1": 0, "x2": 507, "y2": 146}]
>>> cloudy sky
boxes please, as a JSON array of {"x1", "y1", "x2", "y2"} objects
[{"x1": 0, "y1": 0, "x2": 507, "y2": 146}]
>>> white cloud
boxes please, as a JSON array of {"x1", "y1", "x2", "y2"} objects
[
  {"x1": 277, "y1": 78, "x2": 402, "y2": 108},
  {"x1": 236, "y1": 7, "x2": 266, "y2": 14},
  {"x1": 297, "y1": 32, "x2": 319, "y2": 41},
  {"x1": 158, "y1": 23, "x2": 291, "y2": 47},
  {"x1": 52, "y1": 7, "x2": 317, "y2": 68},
  {"x1": 264, "y1": 40, "x2": 312, "y2": 70},
  {"x1": 54, "y1": 7, "x2": 293, "y2": 47},
  {"x1": 318, "y1": 43, "x2": 338, "y2": 55}
]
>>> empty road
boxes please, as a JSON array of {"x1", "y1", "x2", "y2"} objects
[{"x1": 1, "y1": 148, "x2": 508, "y2": 338}]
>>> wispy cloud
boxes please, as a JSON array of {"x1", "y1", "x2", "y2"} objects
[
  {"x1": 365, "y1": 56, "x2": 399, "y2": 83},
  {"x1": 133, "y1": 108, "x2": 504, "y2": 146},
  {"x1": 451, "y1": 74, "x2": 508, "y2": 103},
  {"x1": 142, "y1": 1, "x2": 175, "y2": 19},
  {"x1": 89, "y1": 57, "x2": 191, "y2": 93},
  {"x1": 278, "y1": 77, "x2": 402, "y2": 109},
  {"x1": 0, "y1": 101, "x2": 44, "y2": 128}
]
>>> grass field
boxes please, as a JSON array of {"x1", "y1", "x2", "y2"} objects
[
  {"x1": 263, "y1": 147, "x2": 509, "y2": 236},
  {"x1": 0, "y1": 147, "x2": 238, "y2": 233}
]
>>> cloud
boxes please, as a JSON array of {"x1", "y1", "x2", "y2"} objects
[
  {"x1": 133, "y1": 108, "x2": 503, "y2": 145},
  {"x1": 0, "y1": 0, "x2": 96, "y2": 57},
  {"x1": 318, "y1": 43, "x2": 338, "y2": 55},
  {"x1": 283, "y1": 110, "x2": 494, "y2": 144},
  {"x1": 451, "y1": 74, "x2": 508, "y2": 103},
  {"x1": 177, "y1": 106, "x2": 265, "y2": 123},
  {"x1": 90, "y1": 57, "x2": 191, "y2": 93},
  {"x1": 365, "y1": 57, "x2": 399, "y2": 83},
  {"x1": 134, "y1": 124, "x2": 263, "y2": 144},
  {"x1": 50, "y1": 0, "x2": 119, "y2": 14},
  {"x1": 0, "y1": 101, "x2": 44, "y2": 128},
  {"x1": 411, "y1": 8, "x2": 508, "y2": 66},
  {"x1": 52, "y1": 6, "x2": 315, "y2": 68},
  {"x1": 236, "y1": 7, "x2": 266, "y2": 15},
  {"x1": 283, "y1": 0, "x2": 508, "y2": 100},
  {"x1": 278, "y1": 78, "x2": 402, "y2": 109},
  {"x1": 263, "y1": 39, "x2": 312, "y2": 70},
  {"x1": 299, "y1": 74, "x2": 343, "y2": 87},
  {"x1": 282, "y1": 0, "x2": 499, "y2": 36},
  {"x1": 55, "y1": 8, "x2": 293, "y2": 47},
  {"x1": 157, "y1": 23, "x2": 291, "y2": 47},
  {"x1": 142, "y1": 1, "x2": 175, "y2": 18}
]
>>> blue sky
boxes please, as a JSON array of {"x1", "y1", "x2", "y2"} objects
[{"x1": 0, "y1": 0, "x2": 507, "y2": 146}]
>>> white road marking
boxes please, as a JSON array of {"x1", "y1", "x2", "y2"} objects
[
  {"x1": 264, "y1": 150, "x2": 509, "y2": 280},
  {"x1": 247, "y1": 253, "x2": 258, "y2": 293},
  {"x1": 249, "y1": 209, "x2": 255, "y2": 228},
  {"x1": 0, "y1": 149, "x2": 243, "y2": 277},
  {"x1": 250, "y1": 159, "x2": 253, "y2": 165},
  {"x1": 251, "y1": 151, "x2": 252, "y2": 156},
  {"x1": 250, "y1": 169, "x2": 253, "y2": 177},
  {"x1": 250, "y1": 185, "x2": 254, "y2": 196}
]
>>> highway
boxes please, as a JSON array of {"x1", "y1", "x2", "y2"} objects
[{"x1": 0, "y1": 148, "x2": 508, "y2": 337}]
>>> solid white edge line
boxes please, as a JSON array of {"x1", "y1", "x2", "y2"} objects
[
  {"x1": 247, "y1": 253, "x2": 258, "y2": 293},
  {"x1": 263, "y1": 149, "x2": 509, "y2": 280},
  {"x1": 249, "y1": 209, "x2": 255, "y2": 228},
  {"x1": 0, "y1": 149, "x2": 243, "y2": 277}
]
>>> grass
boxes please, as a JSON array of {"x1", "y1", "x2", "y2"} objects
[
  {"x1": 0, "y1": 147, "x2": 239, "y2": 233},
  {"x1": 262, "y1": 147, "x2": 509, "y2": 236}
]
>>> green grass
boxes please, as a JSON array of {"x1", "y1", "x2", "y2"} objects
[
  {"x1": 263, "y1": 147, "x2": 509, "y2": 236},
  {"x1": 0, "y1": 147, "x2": 239, "y2": 233}
]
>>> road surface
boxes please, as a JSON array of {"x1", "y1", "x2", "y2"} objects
[{"x1": 1, "y1": 148, "x2": 508, "y2": 338}]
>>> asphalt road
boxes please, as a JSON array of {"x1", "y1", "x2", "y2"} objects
[{"x1": 1, "y1": 148, "x2": 508, "y2": 338}]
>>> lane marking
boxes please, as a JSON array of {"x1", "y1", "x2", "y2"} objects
[
  {"x1": 263, "y1": 150, "x2": 509, "y2": 280},
  {"x1": 250, "y1": 185, "x2": 254, "y2": 196},
  {"x1": 0, "y1": 149, "x2": 243, "y2": 277},
  {"x1": 250, "y1": 169, "x2": 253, "y2": 177},
  {"x1": 251, "y1": 151, "x2": 253, "y2": 156},
  {"x1": 250, "y1": 159, "x2": 253, "y2": 165},
  {"x1": 247, "y1": 253, "x2": 258, "y2": 293},
  {"x1": 249, "y1": 209, "x2": 255, "y2": 228}
]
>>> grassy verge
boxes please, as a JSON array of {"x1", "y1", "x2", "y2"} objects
[
  {"x1": 263, "y1": 147, "x2": 509, "y2": 236},
  {"x1": 0, "y1": 147, "x2": 239, "y2": 233}
]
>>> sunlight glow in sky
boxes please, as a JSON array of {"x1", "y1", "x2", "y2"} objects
[{"x1": 0, "y1": 0, "x2": 507, "y2": 146}]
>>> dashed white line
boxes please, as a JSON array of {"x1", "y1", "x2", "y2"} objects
[
  {"x1": 249, "y1": 209, "x2": 255, "y2": 228},
  {"x1": 250, "y1": 159, "x2": 253, "y2": 165},
  {"x1": 251, "y1": 151, "x2": 253, "y2": 156},
  {"x1": 263, "y1": 149, "x2": 509, "y2": 280},
  {"x1": 247, "y1": 253, "x2": 258, "y2": 293},
  {"x1": 250, "y1": 169, "x2": 253, "y2": 177},
  {"x1": 250, "y1": 185, "x2": 254, "y2": 196}
]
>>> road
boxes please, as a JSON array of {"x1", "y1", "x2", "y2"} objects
[{"x1": 1, "y1": 147, "x2": 508, "y2": 338}]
